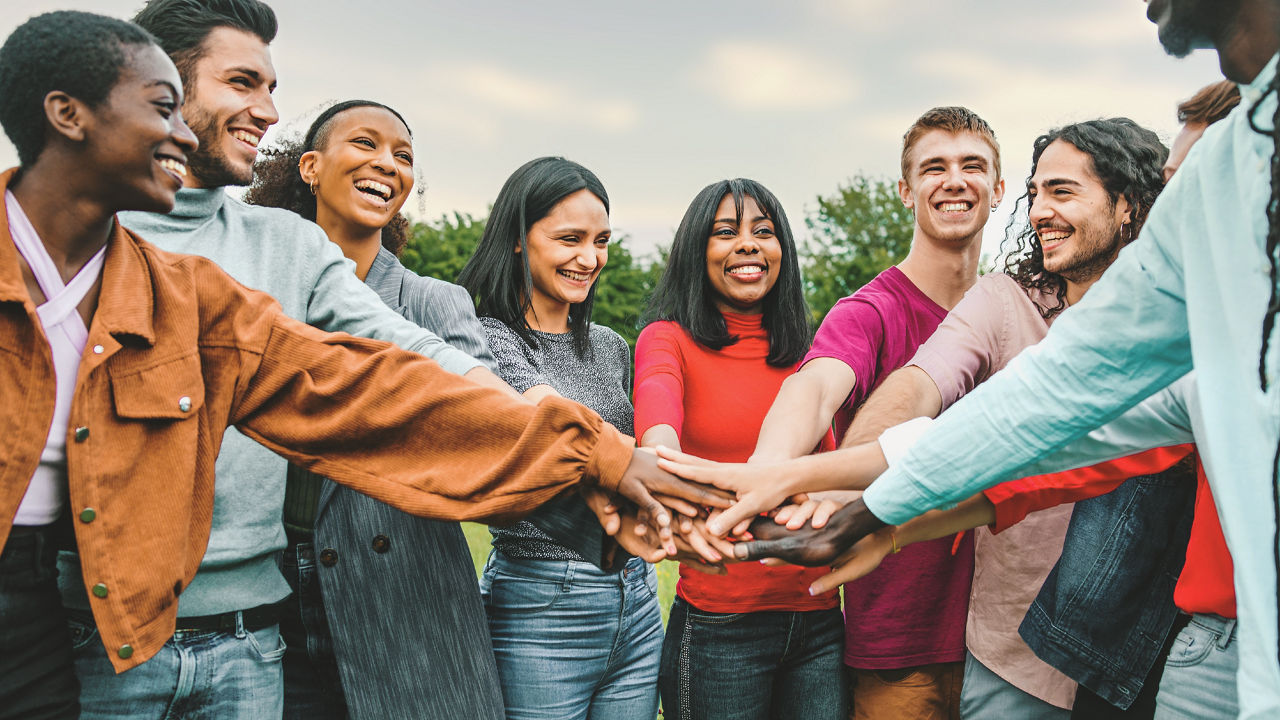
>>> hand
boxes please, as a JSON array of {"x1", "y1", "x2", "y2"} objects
[
  {"x1": 580, "y1": 487, "x2": 668, "y2": 564},
  {"x1": 807, "y1": 527, "x2": 896, "y2": 595},
  {"x1": 613, "y1": 449, "x2": 734, "y2": 554},
  {"x1": 773, "y1": 490, "x2": 861, "y2": 530},
  {"x1": 732, "y1": 498, "x2": 888, "y2": 566},
  {"x1": 655, "y1": 447, "x2": 796, "y2": 537}
]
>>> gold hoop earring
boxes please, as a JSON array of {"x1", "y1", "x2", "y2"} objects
[{"x1": 309, "y1": 180, "x2": 318, "y2": 196}]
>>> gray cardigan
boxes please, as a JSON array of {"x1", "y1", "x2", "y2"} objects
[{"x1": 308, "y1": 247, "x2": 503, "y2": 719}]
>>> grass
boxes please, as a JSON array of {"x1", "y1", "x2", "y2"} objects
[{"x1": 462, "y1": 522, "x2": 680, "y2": 625}]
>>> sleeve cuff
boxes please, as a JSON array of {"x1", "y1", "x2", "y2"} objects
[
  {"x1": 877, "y1": 416, "x2": 935, "y2": 466},
  {"x1": 585, "y1": 422, "x2": 636, "y2": 494},
  {"x1": 434, "y1": 347, "x2": 485, "y2": 377}
]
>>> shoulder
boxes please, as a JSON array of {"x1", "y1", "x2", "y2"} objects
[
  {"x1": 224, "y1": 195, "x2": 331, "y2": 245},
  {"x1": 589, "y1": 323, "x2": 630, "y2": 357},
  {"x1": 479, "y1": 317, "x2": 525, "y2": 348}
]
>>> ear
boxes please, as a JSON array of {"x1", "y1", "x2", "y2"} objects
[
  {"x1": 297, "y1": 150, "x2": 320, "y2": 186},
  {"x1": 991, "y1": 177, "x2": 1006, "y2": 207},
  {"x1": 1115, "y1": 195, "x2": 1133, "y2": 225},
  {"x1": 43, "y1": 91, "x2": 88, "y2": 144},
  {"x1": 897, "y1": 178, "x2": 915, "y2": 210}
]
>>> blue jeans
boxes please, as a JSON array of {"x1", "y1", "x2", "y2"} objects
[
  {"x1": 480, "y1": 552, "x2": 662, "y2": 720},
  {"x1": 658, "y1": 596, "x2": 846, "y2": 720},
  {"x1": 280, "y1": 538, "x2": 348, "y2": 720},
  {"x1": 68, "y1": 610, "x2": 286, "y2": 719},
  {"x1": 960, "y1": 651, "x2": 1069, "y2": 720},
  {"x1": 1154, "y1": 614, "x2": 1238, "y2": 720}
]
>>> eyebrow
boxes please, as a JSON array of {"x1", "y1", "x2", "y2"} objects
[
  {"x1": 1031, "y1": 178, "x2": 1085, "y2": 191},
  {"x1": 714, "y1": 215, "x2": 771, "y2": 225},
  {"x1": 919, "y1": 154, "x2": 988, "y2": 169},
  {"x1": 228, "y1": 67, "x2": 278, "y2": 90},
  {"x1": 146, "y1": 79, "x2": 181, "y2": 100}
]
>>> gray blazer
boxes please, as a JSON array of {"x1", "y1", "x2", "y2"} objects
[{"x1": 310, "y1": 248, "x2": 504, "y2": 720}]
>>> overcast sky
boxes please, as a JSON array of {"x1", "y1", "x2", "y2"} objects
[{"x1": 3, "y1": 1, "x2": 1225, "y2": 259}]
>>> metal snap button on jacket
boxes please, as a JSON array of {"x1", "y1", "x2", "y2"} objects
[
  {"x1": 318, "y1": 548, "x2": 339, "y2": 567},
  {"x1": 371, "y1": 534, "x2": 391, "y2": 553}
]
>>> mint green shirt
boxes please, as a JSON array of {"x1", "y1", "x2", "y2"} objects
[{"x1": 863, "y1": 56, "x2": 1280, "y2": 718}]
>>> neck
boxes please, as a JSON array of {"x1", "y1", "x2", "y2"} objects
[
  {"x1": 1217, "y1": 0, "x2": 1280, "y2": 82},
  {"x1": 315, "y1": 207, "x2": 382, "y2": 280},
  {"x1": 524, "y1": 292, "x2": 571, "y2": 333},
  {"x1": 896, "y1": 228, "x2": 982, "y2": 310},
  {"x1": 11, "y1": 157, "x2": 116, "y2": 281},
  {"x1": 1064, "y1": 276, "x2": 1095, "y2": 306}
]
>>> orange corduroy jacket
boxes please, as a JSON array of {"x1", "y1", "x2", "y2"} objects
[{"x1": 0, "y1": 168, "x2": 633, "y2": 672}]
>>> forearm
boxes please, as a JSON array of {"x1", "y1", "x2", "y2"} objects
[
  {"x1": 894, "y1": 494, "x2": 992, "y2": 547},
  {"x1": 841, "y1": 366, "x2": 942, "y2": 447},
  {"x1": 773, "y1": 440, "x2": 890, "y2": 496},
  {"x1": 465, "y1": 365, "x2": 524, "y2": 400},
  {"x1": 752, "y1": 371, "x2": 845, "y2": 461}
]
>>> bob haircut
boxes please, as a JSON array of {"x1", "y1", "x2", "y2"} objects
[
  {"x1": 244, "y1": 100, "x2": 414, "y2": 255},
  {"x1": 643, "y1": 178, "x2": 811, "y2": 367},
  {"x1": 458, "y1": 156, "x2": 609, "y2": 359}
]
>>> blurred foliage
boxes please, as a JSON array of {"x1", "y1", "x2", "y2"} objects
[{"x1": 802, "y1": 174, "x2": 914, "y2": 323}]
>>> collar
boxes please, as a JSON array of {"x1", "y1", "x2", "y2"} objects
[
  {"x1": 0, "y1": 167, "x2": 156, "y2": 345},
  {"x1": 166, "y1": 186, "x2": 228, "y2": 220},
  {"x1": 1240, "y1": 52, "x2": 1279, "y2": 106},
  {"x1": 364, "y1": 245, "x2": 405, "y2": 310}
]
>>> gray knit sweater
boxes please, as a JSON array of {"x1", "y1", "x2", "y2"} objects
[{"x1": 482, "y1": 319, "x2": 632, "y2": 565}]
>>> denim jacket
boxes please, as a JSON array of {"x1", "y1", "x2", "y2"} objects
[{"x1": 1019, "y1": 463, "x2": 1196, "y2": 709}]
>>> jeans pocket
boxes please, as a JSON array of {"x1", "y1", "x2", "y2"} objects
[
  {"x1": 66, "y1": 615, "x2": 100, "y2": 653},
  {"x1": 1165, "y1": 623, "x2": 1215, "y2": 667},
  {"x1": 244, "y1": 624, "x2": 288, "y2": 663},
  {"x1": 485, "y1": 576, "x2": 564, "y2": 615},
  {"x1": 685, "y1": 606, "x2": 746, "y2": 626}
]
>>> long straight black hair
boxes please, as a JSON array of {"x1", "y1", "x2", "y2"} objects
[
  {"x1": 643, "y1": 178, "x2": 811, "y2": 366},
  {"x1": 458, "y1": 156, "x2": 609, "y2": 359}
]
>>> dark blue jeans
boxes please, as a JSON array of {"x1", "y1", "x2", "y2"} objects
[
  {"x1": 280, "y1": 537, "x2": 349, "y2": 720},
  {"x1": 0, "y1": 525, "x2": 78, "y2": 720},
  {"x1": 658, "y1": 596, "x2": 847, "y2": 720}
]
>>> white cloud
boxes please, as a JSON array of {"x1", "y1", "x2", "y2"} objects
[
  {"x1": 429, "y1": 63, "x2": 639, "y2": 133},
  {"x1": 691, "y1": 41, "x2": 858, "y2": 111}
]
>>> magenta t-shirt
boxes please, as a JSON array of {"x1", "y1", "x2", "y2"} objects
[{"x1": 803, "y1": 265, "x2": 974, "y2": 669}]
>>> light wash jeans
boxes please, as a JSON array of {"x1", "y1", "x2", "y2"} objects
[
  {"x1": 1154, "y1": 613, "x2": 1238, "y2": 720},
  {"x1": 67, "y1": 611, "x2": 286, "y2": 719},
  {"x1": 960, "y1": 651, "x2": 1070, "y2": 720},
  {"x1": 480, "y1": 552, "x2": 662, "y2": 720}
]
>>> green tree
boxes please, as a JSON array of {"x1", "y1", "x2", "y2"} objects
[
  {"x1": 399, "y1": 211, "x2": 486, "y2": 285},
  {"x1": 802, "y1": 174, "x2": 914, "y2": 323},
  {"x1": 399, "y1": 211, "x2": 663, "y2": 350}
]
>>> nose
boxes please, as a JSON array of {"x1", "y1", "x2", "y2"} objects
[
  {"x1": 941, "y1": 165, "x2": 968, "y2": 191},
  {"x1": 1028, "y1": 195, "x2": 1053, "y2": 226},
  {"x1": 574, "y1": 243, "x2": 599, "y2": 271},
  {"x1": 172, "y1": 110, "x2": 199, "y2": 154},
  {"x1": 249, "y1": 87, "x2": 280, "y2": 129},
  {"x1": 734, "y1": 229, "x2": 761, "y2": 254},
  {"x1": 371, "y1": 146, "x2": 396, "y2": 175}
]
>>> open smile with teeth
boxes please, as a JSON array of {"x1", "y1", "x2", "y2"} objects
[
  {"x1": 558, "y1": 269, "x2": 594, "y2": 283},
  {"x1": 355, "y1": 179, "x2": 393, "y2": 201},
  {"x1": 937, "y1": 201, "x2": 973, "y2": 213},
  {"x1": 1038, "y1": 228, "x2": 1073, "y2": 246},
  {"x1": 231, "y1": 130, "x2": 260, "y2": 148},
  {"x1": 728, "y1": 264, "x2": 766, "y2": 280},
  {"x1": 159, "y1": 157, "x2": 187, "y2": 178}
]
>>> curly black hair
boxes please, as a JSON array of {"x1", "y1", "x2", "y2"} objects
[
  {"x1": 999, "y1": 118, "x2": 1169, "y2": 318},
  {"x1": 0, "y1": 11, "x2": 157, "y2": 167},
  {"x1": 244, "y1": 100, "x2": 414, "y2": 256},
  {"x1": 133, "y1": 0, "x2": 276, "y2": 92}
]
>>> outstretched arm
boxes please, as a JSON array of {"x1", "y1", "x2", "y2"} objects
[
  {"x1": 840, "y1": 366, "x2": 942, "y2": 446},
  {"x1": 750, "y1": 359, "x2": 855, "y2": 462}
]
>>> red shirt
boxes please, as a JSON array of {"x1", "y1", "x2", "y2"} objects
[
  {"x1": 984, "y1": 446, "x2": 1234, "y2": 618},
  {"x1": 634, "y1": 314, "x2": 837, "y2": 612}
]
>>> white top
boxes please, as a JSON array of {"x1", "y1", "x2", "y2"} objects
[{"x1": 8, "y1": 190, "x2": 105, "y2": 526}]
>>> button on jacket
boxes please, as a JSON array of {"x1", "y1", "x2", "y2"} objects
[{"x1": 0, "y1": 169, "x2": 634, "y2": 672}]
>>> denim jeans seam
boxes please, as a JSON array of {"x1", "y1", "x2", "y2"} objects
[{"x1": 678, "y1": 603, "x2": 693, "y2": 720}]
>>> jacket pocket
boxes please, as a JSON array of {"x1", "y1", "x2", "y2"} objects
[{"x1": 109, "y1": 352, "x2": 206, "y2": 419}]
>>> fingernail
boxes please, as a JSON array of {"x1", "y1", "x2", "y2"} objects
[{"x1": 809, "y1": 585, "x2": 818, "y2": 596}]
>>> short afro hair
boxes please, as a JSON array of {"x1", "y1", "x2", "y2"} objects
[
  {"x1": 0, "y1": 11, "x2": 157, "y2": 167},
  {"x1": 133, "y1": 0, "x2": 277, "y2": 91}
]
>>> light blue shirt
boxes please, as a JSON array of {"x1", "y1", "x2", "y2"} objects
[{"x1": 863, "y1": 56, "x2": 1279, "y2": 718}]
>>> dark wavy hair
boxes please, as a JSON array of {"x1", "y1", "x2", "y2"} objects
[
  {"x1": 0, "y1": 11, "x2": 157, "y2": 167},
  {"x1": 243, "y1": 100, "x2": 414, "y2": 255},
  {"x1": 133, "y1": 0, "x2": 276, "y2": 92},
  {"x1": 457, "y1": 157, "x2": 609, "y2": 359},
  {"x1": 999, "y1": 118, "x2": 1168, "y2": 318},
  {"x1": 642, "y1": 178, "x2": 810, "y2": 366}
]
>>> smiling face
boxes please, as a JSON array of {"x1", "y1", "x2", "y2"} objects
[
  {"x1": 899, "y1": 129, "x2": 1004, "y2": 247},
  {"x1": 520, "y1": 188, "x2": 611, "y2": 328},
  {"x1": 1028, "y1": 140, "x2": 1131, "y2": 283},
  {"x1": 299, "y1": 106, "x2": 414, "y2": 236},
  {"x1": 87, "y1": 43, "x2": 198, "y2": 213},
  {"x1": 704, "y1": 193, "x2": 782, "y2": 315},
  {"x1": 180, "y1": 27, "x2": 278, "y2": 188}
]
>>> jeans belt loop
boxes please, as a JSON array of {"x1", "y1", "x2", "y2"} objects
[
  {"x1": 234, "y1": 609, "x2": 247, "y2": 639},
  {"x1": 1218, "y1": 617, "x2": 1237, "y2": 649},
  {"x1": 562, "y1": 560, "x2": 575, "y2": 592}
]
